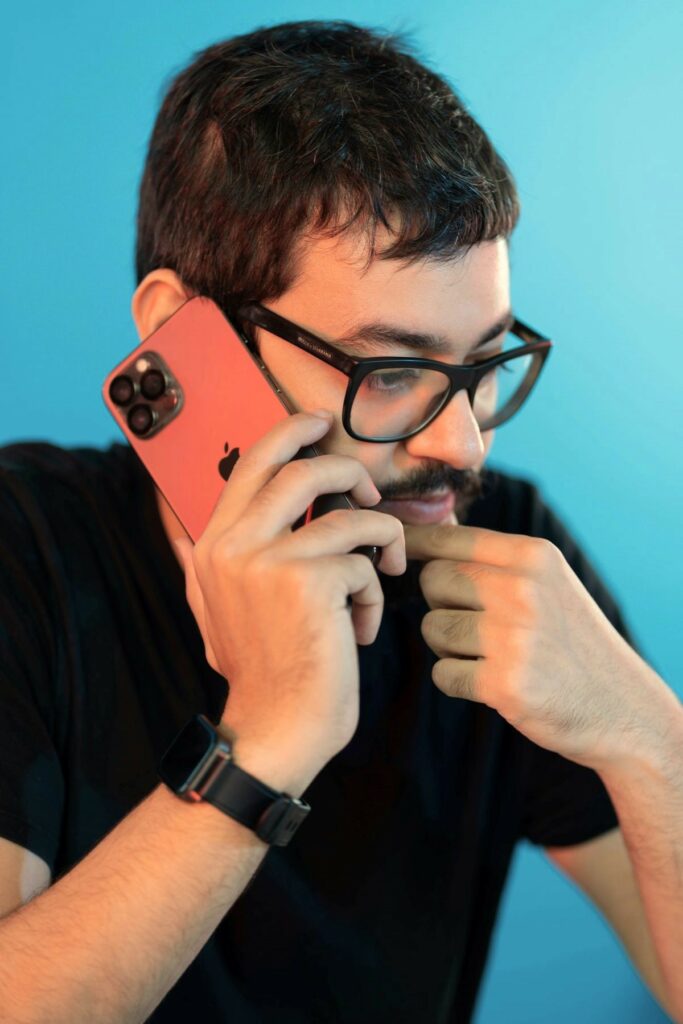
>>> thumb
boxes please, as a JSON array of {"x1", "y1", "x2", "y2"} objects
[{"x1": 171, "y1": 536, "x2": 221, "y2": 676}]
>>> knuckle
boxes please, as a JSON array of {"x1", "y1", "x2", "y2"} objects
[
  {"x1": 431, "y1": 658, "x2": 468, "y2": 698},
  {"x1": 374, "y1": 511, "x2": 405, "y2": 546},
  {"x1": 205, "y1": 536, "x2": 240, "y2": 573},
  {"x1": 443, "y1": 612, "x2": 470, "y2": 646},
  {"x1": 431, "y1": 659, "x2": 450, "y2": 691},
  {"x1": 424, "y1": 524, "x2": 453, "y2": 552},
  {"x1": 519, "y1": 535, "x2": 558, "y2": 569},
  {"x1": 352, "y1": 559, "x2": 379, "y2": 595},
  {"x1": 511, "y1": 575, "x2": 538, "y2": 615},
  {"x1": 319, "y1": 507, "x2": 352, "y2": 529},
  {"x1": 511, "y1": 535, "x2": 538, "y2": 565},
  {"x1": 283, "y1": 457, "x2": 317, "y2": 488},
  {"x1": 387, "y1": 514, "x2": 405, "y2": 541},
  {"x1": 420, "y1": 608, "x2": 442, "y2": 645},
  {"x1": 418, "y1": 559, "x2": 439, "y2": 589},
  {"x1": 278, "y1": 558, "x2": 315, "y2": 598}
]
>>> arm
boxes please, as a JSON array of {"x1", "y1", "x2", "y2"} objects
[
  {"x1": 0, "y1": 412, "x2": 405, "y2": 1024},
  {"x1": 546, "y1": 673, "x2": 683, "y2": 1023},
  {"x1": 0, "y1": 743, "x2": 315, "y2": 1024},
  {"x1": 402, "y1": 523, "x2": 682, "y2": 1016}
]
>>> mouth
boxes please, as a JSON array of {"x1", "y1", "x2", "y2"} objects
[{"x1": 377, "y1": 490, "x2": 456, "y2": 525}]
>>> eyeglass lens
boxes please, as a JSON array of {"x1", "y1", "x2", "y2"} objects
[{"x1": 350, "y1": 349, "x2": 539, "y2": 440}]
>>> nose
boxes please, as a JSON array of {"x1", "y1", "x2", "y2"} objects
[{"x1": 402, "y1": 388, "x2": 486, "y2": 467}]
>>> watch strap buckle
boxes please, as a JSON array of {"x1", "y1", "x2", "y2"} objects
[{"x1": 256, "y1": 794, "x2": 311, "y2": 846}]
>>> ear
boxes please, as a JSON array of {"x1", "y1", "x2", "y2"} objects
[{"x1": 131, "y1": 269, "x2": 192, "y2": 340}]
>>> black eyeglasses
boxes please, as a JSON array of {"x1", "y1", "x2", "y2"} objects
[{"x1": 232, "y1": 301, "x2": 553, "y2": 443}]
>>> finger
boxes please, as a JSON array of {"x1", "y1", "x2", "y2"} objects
[
  {"x1": 205, "y1": 412, "x2": 378, "y2": 538},
  {"x1": 229, "y1": 452, "x2": 384, "y2": 551},
  {"x1": 417, "y1": 557, "x2": 497, "y2": 611},
  {"x1": 404, "y1": 521, "x2": 524, "y2": 571},
  {"x1": 431, "y1": 656, "x2": 482, "y2": 702},
  {"x1": 272, "y1": 508, "x2": 406, "y2": 577},
  {"x1": 420, "y1": 608, "x2": 482, "y2": 659},
  {"x1": 321, "y1": 552, "x2": 385, "y2": 646}
]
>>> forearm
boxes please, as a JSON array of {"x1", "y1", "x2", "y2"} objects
[
  {"x1": 599, "y1": 675, "x2": 683, "y2": 1019},
  {"x1": 0, "y1": 743, "x2": 315, "y2": 1024},
  {"x1": 0, "y1": 784, "x2": 266, "y2": 1023}
]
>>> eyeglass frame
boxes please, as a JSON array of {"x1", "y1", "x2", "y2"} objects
[{"x1": 231, "y1": 301, "x2": 553, "y2": 442}]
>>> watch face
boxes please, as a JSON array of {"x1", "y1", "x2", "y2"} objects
[{"x1": 160, "y1": 716, "x2": 217, "y2": 793}]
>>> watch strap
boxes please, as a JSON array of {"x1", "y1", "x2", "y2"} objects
[
  {"x1": 158, "y1": 714, "x2": 311, "y2": 847},
  {"x1": 202, "y1": 760, "x2": 310, "y2": 846}
]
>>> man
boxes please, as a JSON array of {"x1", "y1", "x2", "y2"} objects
[{"x1": 0, "y1": 19, "x2": 681, "y2": 1024}]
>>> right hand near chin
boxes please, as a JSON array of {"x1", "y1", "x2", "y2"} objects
[{"x1": 173, "y1": 410, "x2": 406, "y2": 789}]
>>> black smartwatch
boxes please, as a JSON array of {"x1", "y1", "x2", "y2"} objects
[{"x1": 158, "y1": 714, "x2": 311, "y2": 847}]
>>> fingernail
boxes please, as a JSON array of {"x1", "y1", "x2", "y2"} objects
[{"x1": 310, "y1": 408, "x2": 333, "y2": 419}]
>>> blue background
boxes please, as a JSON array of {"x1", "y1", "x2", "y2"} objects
[{"x1": 3, "y1": 2, "x2": 681, "y2": 1021}]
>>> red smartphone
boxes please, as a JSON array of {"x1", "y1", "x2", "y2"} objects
[{"x1": 101, "y1": 296, "x2": 378, "y2": 564}]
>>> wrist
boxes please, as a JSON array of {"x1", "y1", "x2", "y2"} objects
[
  {"x1": 598, "y1": 674, "x2": 683, "y2": 784},
  {"x1": 218, "y1": 719, "x2": 323, "y2": 798}
]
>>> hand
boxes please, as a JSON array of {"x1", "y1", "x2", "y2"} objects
[
  {"x1": 174, "y1": 411, "x2": 406, "y2": 785},
  {"x1": 404, "y1": 522, "x2": 665, "y2": 772}
]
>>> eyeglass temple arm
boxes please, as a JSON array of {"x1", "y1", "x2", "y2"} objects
[{"x1": 236, "y1": 303, "x2": 358, "y2": 375}]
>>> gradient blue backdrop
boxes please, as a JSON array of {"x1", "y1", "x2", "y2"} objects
[{"x1": 3, "y1": 3, "x2": 681, "y2": 1021}]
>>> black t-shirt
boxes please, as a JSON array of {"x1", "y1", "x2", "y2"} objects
[{"x1": 0, "y1": 441, "x2": 639, "y2": 1023}]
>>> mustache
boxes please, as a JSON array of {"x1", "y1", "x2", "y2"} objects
[{"x1": 380, "y1": 467, "x2": 483, "y2": 505}]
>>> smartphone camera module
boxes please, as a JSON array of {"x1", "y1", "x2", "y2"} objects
[{"x1": 107, "y1": 350, "x2": 183, "y2": 441}]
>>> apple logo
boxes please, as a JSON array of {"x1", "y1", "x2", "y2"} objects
[{"x1": 218, "y1": 441, "x2": 241, "y2": 481}]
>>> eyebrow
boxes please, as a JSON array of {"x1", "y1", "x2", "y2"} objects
[{"x1": 335, "y1": 310, "x2": 516, "y2": 355}]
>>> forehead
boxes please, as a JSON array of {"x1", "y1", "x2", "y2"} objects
[{"x1": 279, "y1": 229, "x2": 511, "y2": 341}]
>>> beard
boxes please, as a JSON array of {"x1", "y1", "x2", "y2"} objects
[{"x1": 454, "y1": 465, "x2": 489, "y2": 524}]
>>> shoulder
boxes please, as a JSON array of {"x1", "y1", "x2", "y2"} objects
[
  {"x1": 0, "y1": 439, "x2": 138, "y2": 500},
  {"x1": 0, "y1": 439, "x2": 153, "y2": 622},
  {"x1": 0, "y1": 440, "x2": 146, "y2": 538}
]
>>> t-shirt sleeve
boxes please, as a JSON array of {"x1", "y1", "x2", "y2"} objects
[
  {"x1": 517, "y1": 484, "x2": 643, "y2": 848},
  {"x1": 0, "y1": 464, "x2": 64, "y2": 873}
]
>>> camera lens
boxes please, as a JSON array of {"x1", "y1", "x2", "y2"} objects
[
  {"x1": 127, "y1": 403, "x2": 155, "y2": 436},
  {"x1": 140, "y1": 368, "x2": 166, "y2": 400},
  {"x1": 109, "y1": 374, "x2": 135, "y2": 406}
]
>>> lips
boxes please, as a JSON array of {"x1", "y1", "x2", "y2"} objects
[{"x1": 377, "y1": 490, "x2": 456, "y2": 525}]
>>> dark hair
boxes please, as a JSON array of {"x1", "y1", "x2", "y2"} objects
[{"x1": 135, "y1": 20, "x2": 520, "y2": 310}]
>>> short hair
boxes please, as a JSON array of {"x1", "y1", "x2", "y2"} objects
[{"x1": 135, "y1": 20, "x2": 520, "y2": 311}]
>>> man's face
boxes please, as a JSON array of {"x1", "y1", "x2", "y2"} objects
[{"x1": 253, "y1": 231, "x2": 510, "y2": 526}]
